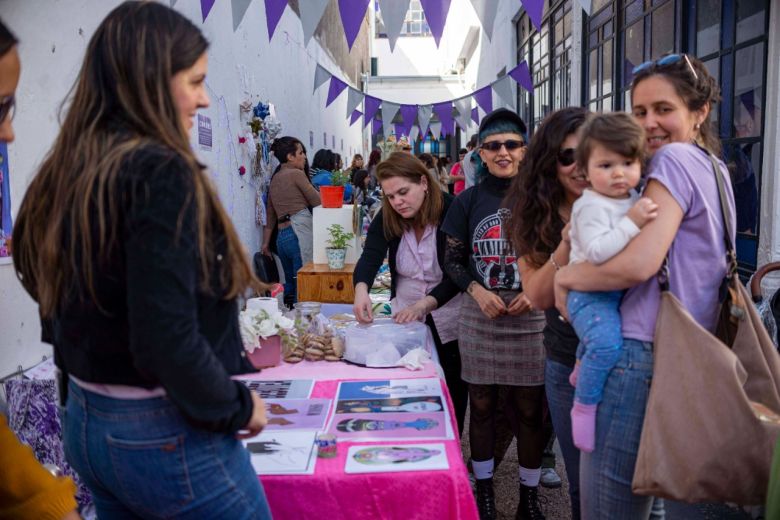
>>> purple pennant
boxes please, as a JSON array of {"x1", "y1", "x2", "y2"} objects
[
  {"x1": 338, "y1": 0, "x2": 370, "y2": 50},
  {"x1": 265, "y1": 0, "x2": 288, "y2": 40},
  {"x1": 372, "y1": 117, "x2": 383, "y2": 136},
  {"x1": 399, "y1": 104, "x2": 417, "y2": 138},
  {"x1": 420, "y1": 0, "x2": 452, "y2": 47},
  {"x1": 508, "y1": 61, "x2": 534, "y2": 94},
  {"x1": 201, "y1": 0, "x2": 216, "y2": 22},
  {"x1": 394, "y1": 123, "x2": 405, "y2": 138},
  {"x1": 433, "y1": 101, "x2": 455, "y2": 138},
  {"x1": 522, "y1": 0, "x2": 544, "y2": 31},
  {"x1": 363, "y1": 95, "x2": 381, "y2": 128},
  {"x1": 325, "y1": 77, "x2": 348, "y2": 107},
  {"x1": 473, "y1": 86, "x2": 493, "y2": 114},
  {"x1": 350, "y1": 109, "x2": 362, "y2": 126},
  {"x1": 471, "y1": 107, "x2": 480, "y2": 125}
]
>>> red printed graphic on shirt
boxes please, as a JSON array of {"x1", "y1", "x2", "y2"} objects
[{"x1": 471, "y1": 208, "x2": 520, "y2": 290}]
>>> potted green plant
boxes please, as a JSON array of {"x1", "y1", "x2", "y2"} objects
[
  {"x1": 325, "y1": 224, "x2": 354, "y2": 270},
  {"x1": 320, "y1": 169, "x2": 351, "y2": 208}
]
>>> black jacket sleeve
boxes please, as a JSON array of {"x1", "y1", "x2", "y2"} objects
[
  {"x1": 441, "y1": 194, "x2": 478, "y2": 292},
  {"x1": 353, "y1": 209, "x2": 389, "y2": 289},
  {"x1": 124, "y1": 157, "x2": 252, "y2": 433}
]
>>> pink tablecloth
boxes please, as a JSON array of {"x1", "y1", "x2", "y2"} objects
[{"x1": 253, "y1": 362, "x2": 478, "y2": 520}]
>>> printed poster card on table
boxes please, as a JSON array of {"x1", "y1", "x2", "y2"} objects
[
  {"x1": 344, "y1": 443, "x2": 450, "y2": 474},
  {"x1": 236, "y1": 379, "x2": 314, "y2": 399},
  {"x1": 335, "y1": 396, "x2": 445, "y2": 414},
  {"x1": 328, "y1": 412, "x2": 452, "y2": 441},
  {"x1": 243, "y1": 431, "x2": 317, "y2": 475},
  {"x1": 335, "y1": 378, "x2": 443, "y2": 400},
  {"x1": 264, "y1": 398, "x2": 332, "y2": 431}
]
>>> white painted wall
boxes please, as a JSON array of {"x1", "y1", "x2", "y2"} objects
[{"x1": 0, "y1": 0, "x2": 365, "y2": 377}]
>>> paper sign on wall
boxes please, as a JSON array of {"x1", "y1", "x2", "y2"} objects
[{"x1": 198, "y1": 114, "x2": 212, "y2": 150}]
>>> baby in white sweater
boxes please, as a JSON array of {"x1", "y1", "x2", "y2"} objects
[{"x1": 567, "y1": 112, "x2": 658, "y2": 452}]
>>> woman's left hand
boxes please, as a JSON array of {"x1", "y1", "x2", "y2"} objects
[
  {"x1": 506, "y1": 292, "x2": 534, "y2": 315},
  {"x1": 554, "y1": 269, "x2": 570, "y2": 321},
  {"x1": 393, "y1": 296, "x2": 435, "y2": 324}
]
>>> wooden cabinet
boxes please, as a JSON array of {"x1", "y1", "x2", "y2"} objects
[{"x1": 296, "y1": 262, "x2": 355, "y2": 304}]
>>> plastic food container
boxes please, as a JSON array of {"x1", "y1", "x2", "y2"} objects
[{"x1": 343, "y1": 320, "x2": 432, "y2": 367}]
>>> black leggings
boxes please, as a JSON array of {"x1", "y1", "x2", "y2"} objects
[
  {"x1": 469, "y1": 383, "x2": 545, "y2": 470},
  {"x1": 426, "y1": 315, "x2": 468, "y2": 436}
]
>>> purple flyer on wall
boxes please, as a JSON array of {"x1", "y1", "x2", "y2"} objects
[{"x1": 197, "y1": 114, "x2": 212, "y2": 149}]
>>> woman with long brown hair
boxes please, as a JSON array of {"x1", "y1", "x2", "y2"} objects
[
  {"x1": 13, "y1": 3, "x2": 272, "y2": 517},
  {"x1": 352, "y1": 152, "x2": 467, "y2": 434}
]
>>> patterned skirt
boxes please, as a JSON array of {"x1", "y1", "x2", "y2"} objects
[{"x1": 459, "y1": 289, "x2": 546, "y2": 386}]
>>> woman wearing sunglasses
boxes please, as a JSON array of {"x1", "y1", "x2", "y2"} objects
[
  {"x1": 505, "y1": 107, "x2": 589, "y2": 520},
  {"x1": 442, "y1": 108, "x2": 547, "y2": 520},
  {"x1": 553, "y1": 54, "x2": 732, "y2": 517}
]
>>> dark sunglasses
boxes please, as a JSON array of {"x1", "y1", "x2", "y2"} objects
[
  {"x1": 481, "y1": 139, "x2": 526, "y2": 152},
  {"x1": 0, "y1": 95, "x2": 14, "y2": 123},
  {"x1": 631, "y1": 53, "x2": 698, "y2": 80},
  {"x1": 557, "y1": 148, "x2": 576, "y2": 167}
]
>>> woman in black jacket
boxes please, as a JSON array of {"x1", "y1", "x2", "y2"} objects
[{"x1": 352, "y1": 152, "x2": 467, "y2": 434}]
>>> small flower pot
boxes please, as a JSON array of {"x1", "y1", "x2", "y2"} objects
[
  {"x1": 326, "y1": 247, "x2": 347, "y2": 270},
  {"x1": 320, "y1": 186, "x2": 345, "y2": 208},
  {"x1": 247, "y1": 335, "x2": 282, "y2": 369}
]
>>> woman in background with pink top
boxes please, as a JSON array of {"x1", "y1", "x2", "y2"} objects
[{"x1": 554, "y1": 53, "x2": 733, "y2": 518}]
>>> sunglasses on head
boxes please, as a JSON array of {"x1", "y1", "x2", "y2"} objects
[
  {"x1": 631, "y1": 54, "x2": 698, "y2": 80},
  {"x1": 480, "y1": 139, "x2": 526, "y2": 152},
  {"x1": 557, "y1": 148, "x2": 576, "y2": 167},
  {"x1": 0, "y1": 95, "x2": 15, "y2": 124}
]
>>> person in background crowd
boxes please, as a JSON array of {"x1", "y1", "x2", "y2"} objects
[
  {"x1": 334, "y1": 152, "x2": 343, "y2": 171},
  {"x1": 367, "y1": 148, "x2": 382, "y2": 190},
  {"x1": 438, "y1": 156, "x2": 451, "y2": 191},
  {"x1": 0, "y1": 16, "x2": 80, "y2": 520},
  {"x1": 351, "y1": 168, "x2": 375, "y2": 208},
  {"x1": 348, "y1": 153, "x2": 364, "y2": 181},
  {"x1": 353, "y1": 152, "x2": 467, "y2": 435},
  {"x1": 462, "y1": 134, "x2": 479, "y2": 189},
  {"x1": 507, "y1": 106, "x2": 589, "y2": 520},
  {"x1": 264, "y1": 136, "x2": 322, "y2": 301},
  {"x1": 554, "y1": 53, "x2": 731, "y2": 518},
  {"x1": 450, "y1": 148, "x2": 467, "y2": 194},
  {"x1": 311, "y1": 148, "x2": 352, "y2": 202},
  {"x1": 442, "y1": 108, "x2": 546, "y2": 520},
  {"x1": 12, "y1": 3, "x2": 273, "y2": 518}
]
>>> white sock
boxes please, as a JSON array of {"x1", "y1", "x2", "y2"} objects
[
  {"x1": 519, "y1": 465, "x2": 541, "y2": 487},
  {"x1": 472, "y1": 458, "x2": 494, "y2": 480}
]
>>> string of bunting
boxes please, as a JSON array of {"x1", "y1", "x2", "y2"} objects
[
  {"x1": 190, "y1": 0, "x2": 593, "y2": 47},
  {"x1": 312, "y1": 61, "x2": 533, "y2": 139}
]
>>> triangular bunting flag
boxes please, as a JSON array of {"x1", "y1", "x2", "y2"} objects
[
  {"x1": 409, "y1": 125, "x2": 420, "y2": 143},
  {"x1": 471, "y1": 107, "x2": 480, "y2": 125},
  {"x1": 473, "y1": 86, "x2": 493, "y2": 114},
  {"x1": 432, "y1": 102, "x2": 454, "y2": 137},
  {"x1": 522, "y1": 0, "x2": 544, "y2": 31},
  {"x1": 350, "y1": 109, "x2": 362, "y2": 126},
  {"x1": 429, "y1": 121, "x2": 442, "y2": 139},
  {"x1": 299, "y1": 0, "x2": 330, "y2": 45},
  {"x1": 420, "y1": 0, "x2": 451, "y2": 47},
  {"x1": 378, "y1": 0, "x2": 409, "y2": 52},
  {"x1": 345, "y1": 88, "x2": 364, "y2": 118},
  {"x1": 313, "y1": 64, "x2": 332, "y2": 94},
  {"x1": 372, "y1": 117, "x2": 383, "y2": 136},
  {"x1": 326, "y1": 77, "x2": 348, "y2": 107},
  {"x1": 469, "y1": 0, "x2": 499, "y2": 41},
  {"x1": 417, "y1": 104, "x2": 433, "y2": 136},
  {"x1": 363, "y1": 95, "x2": 382, "y2": 127},
  {"x1": 508, "y1": 61, "x2": 534, "y2": 94},
  {"x1": 492, "y1": 75, "x2": 515, "y2": 108},
  {"x1": 579, "y1": 0, "x2": 593, "y2": 15},
  {"x1": 399, "y1": 104, "x2": 417, "y2": 139},
  {"x1": 170, "y1": 0, "x2": 178, "y2": 7},
  {"x1": 394, "y1": 123, "x2": 405, "y2": 138},
  {"x1": 381, "y1": 102, "x2": 401, "y2": 141},
  {"x1": 338, "y1": 0, "x2": 370, "y2": 50},
  {"x1": 453, "y1": 97, "x2": 472, "y2": 131},
  {"x1": 232, "y1": 0, "x2": 252, "y2": 31},
  {"x1": 265, "y1": 0, "x2": 288, "y2": 40},
  {"x1": 201, "y1": 0, "x2": 216, "y2": 23}
]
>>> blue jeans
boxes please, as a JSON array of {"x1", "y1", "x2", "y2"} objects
[
  {"x1": 63, "y1": 382, "x2": 272, "y2": 519},
  {"x1": 568, "y1": 289, "x2": 624, "y2": 406},
  {"x1": 276, "y1": 226, "x2": 302, "y2": 302},
  {"x1": 545, "y1": 359, "x2": 580, "y2": 520},
  {"x1": 579, "y1": 339, "x2": 665, "y2": 519}
]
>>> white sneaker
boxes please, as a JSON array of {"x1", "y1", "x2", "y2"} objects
[{"x1": 540, "y1": 467, "x2": 562, "y2": 488}]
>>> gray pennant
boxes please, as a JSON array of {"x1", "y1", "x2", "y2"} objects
[
  {"x1": 429, "y1": 121, "x2": 442, "y2": 139},
  {"x1": 170, "y1": 0, "x2": 178, "y2": 6},
  {"x1": 378, "y1": 0, "x2": 410, "y2": 52},
  {"x1": 469, "y1": 0, "x2": 500, "y2": 42},
  {"x1": 453, "y1": 97, "x2": 472, "y2": 132},
  {"x1": 381, "y1": 101, "x2": 401, "y2": 140},
  {"x1": 299, "y1": 0, "x2": 330, "y2": 45},
  {"x1": 579, "y1": 0, "x2": 592, "y2": 15},
  {"x1": 409, "y1": 125, "x2": 420, "y2": 143},
  {"x1": 345, "y1": 88, "x2": 364, "y2": 119},
  {"x1": 417, "y1": 104, "x2": 433, "y2": 133},
  {"x1": 313, "y1": 64, "x2": 331, "y2": 94},
  {"x1": 492, "y1": 76, "x2": 514, "y2": 109},
  {"x1": 231, "y1": 0, "x2": 253, "y2": 31}
]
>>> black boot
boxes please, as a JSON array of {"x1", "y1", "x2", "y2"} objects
[
  {"x1": 516, "y1": 484, "x2": 546, "y2": 520},
  {"x1": 475, "y1": 478, "x2": 496, "y2": 520}
]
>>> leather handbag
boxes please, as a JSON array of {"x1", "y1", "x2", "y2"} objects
[{"x1": 631, "y1": 151, "x2": 780, "y2": 505}]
